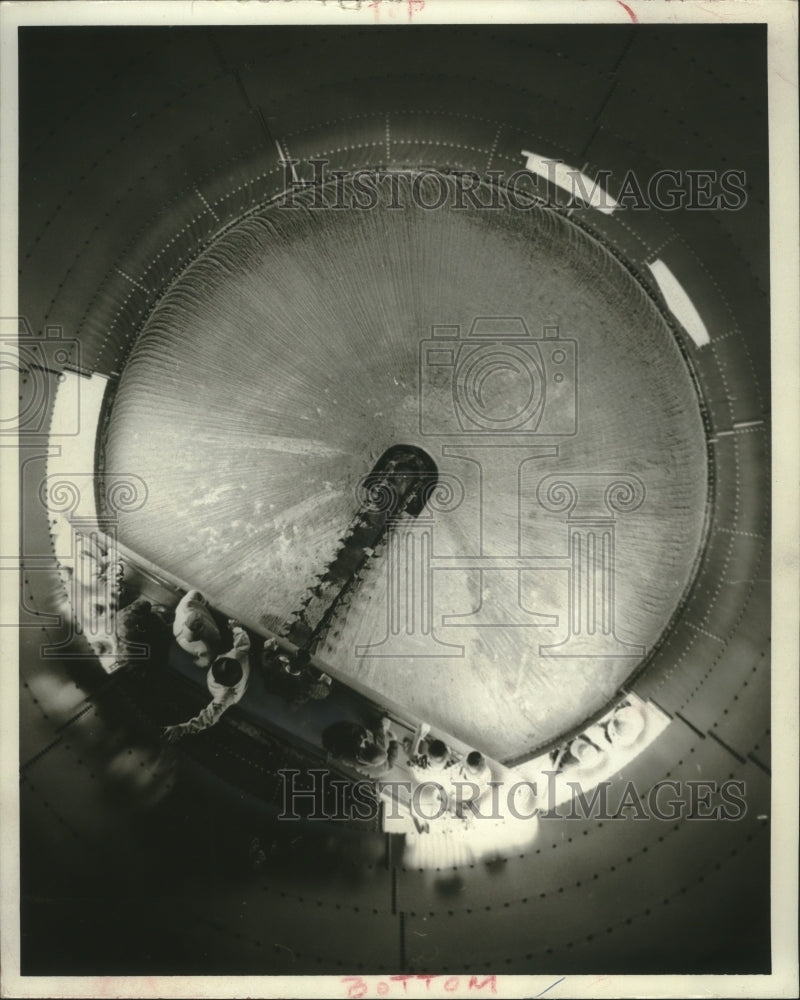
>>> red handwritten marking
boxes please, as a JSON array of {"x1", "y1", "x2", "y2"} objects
[
  {"x1": 470, "y1": 977, "x2": 497, "y2": 993},
  {"x1": 368, "y1": 0, "x2": 425, "y2": 22},
  {"x1": 342, "y1": 974, "x2": 498, "y2": 997},
  {"x1": 617, "y1": 0, "x2": 638, "y2": 22},
  {"x1": 390, "y1": 975, "x2": 415, "y2": 991}
]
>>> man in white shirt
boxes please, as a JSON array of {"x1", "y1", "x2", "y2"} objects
[
  {"x1": 172, "y1": 589, "x2": 222, "y2": 668},
  {"x1": 454, "y1": 750, "x2": 493, "y2": 810},
  {"x1": 162, "y1": 620, "x2": 250, "y2": 742}
]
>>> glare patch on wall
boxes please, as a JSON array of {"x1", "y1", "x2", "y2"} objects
[
  {"x1": 521, "y1": 149, "x2": 619, "y2": 214},
  {"x1": 647, "y1": 259, "x2": 711, "y2": 347}
]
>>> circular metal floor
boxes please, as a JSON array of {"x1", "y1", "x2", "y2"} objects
[{"x1": 102, "y1": 174, "x2": 708, "y2": 758}]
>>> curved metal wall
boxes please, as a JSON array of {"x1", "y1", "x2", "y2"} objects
[{"x1": 17, "y1": 24, "x2": 770, "y2": 975}]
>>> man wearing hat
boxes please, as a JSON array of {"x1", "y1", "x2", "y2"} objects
[
  {"x1": 550, "y1": 734, "x2": 605, "y2": 773},
  {"x1": 408, "y1": 736, "x2": 456, "y2": 774},
  {"x1": 172, "y1": 589, "x2": 222, "y2": 669},
  {"x1": 261, "y1": 639, "x2": 332, "y2": 709},
  {"x1": 605, "y1": 704, "x2": 646, "y2": 747},
  {"x1": 162, "y1": 619, "x2": 250, "y2": 742},
  {"x1": 454, "y1": 750, "x2": 493, "y2": 811},
  {"x1": 323, "y1": 715, "x2": 399, "y2": 778},
  {"x1": 115, "y1": 595, "x2": 173, "y2": 673},
  {"x1": 354, "y1": 730, "x2": 401, "y2": 779}
]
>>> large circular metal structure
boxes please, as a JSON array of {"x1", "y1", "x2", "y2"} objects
[
  {"x1": 14, "y1": 18, "x2": 777, "y2": 983},
  {"x1": 103, "y1": 175, "x2": 708, "y2": 758}
]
